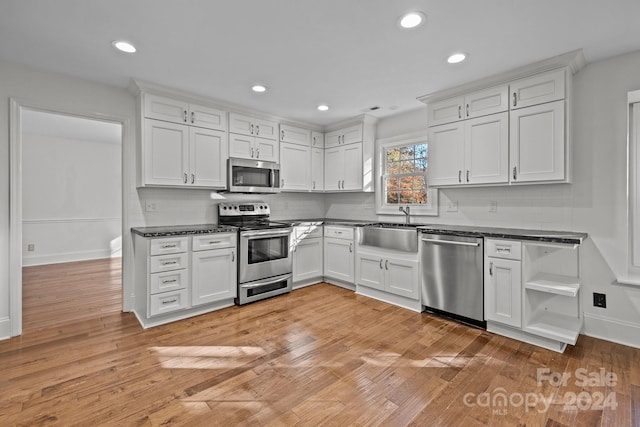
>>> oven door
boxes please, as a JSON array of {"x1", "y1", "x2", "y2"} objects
[
  {"x1": 239, "y1": 228, "x2": 292, "y2": 284},
  {"x1": 228, "y1": 158, "x2": 281, "y2": 193}
]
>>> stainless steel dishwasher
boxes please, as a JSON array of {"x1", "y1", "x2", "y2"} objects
[{"x1": 420, "y1": 232, "x2": 485, "y2": 327}]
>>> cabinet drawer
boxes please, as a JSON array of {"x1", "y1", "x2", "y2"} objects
[
  {"x1": 150, "y1": 252, "x2": 189, "y2": 273},
  {"x1": 150, "y1": 237, "x2": 188, "y2": 255},
  {"x1": 324, "y1": 226, "x2": 354, "y2": 240},
  {"x1": 149, "y1": 289, "x2": 189, "y2": 317},
  {"x1": 294, "y1": 225, "x2": 323, "y2": 240},
  {"x1": 192, "y1": 233, "x2": 237, "y2": 251},
  {"x1": 486, "y1": 239, "x2": 522, "y2": 260},
  {"x1": 150, "y1": 269, "x2": 188, "y2": 295}
]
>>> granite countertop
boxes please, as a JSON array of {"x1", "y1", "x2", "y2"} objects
[
  {"x1": 131, "y1": 224, "x2": 237, "y2": 237},
  {"x1": 418, "y1": 224, "x2": 588, "y2": 245},
  {"x1": 277, "y1": 218, "x2": 378, "y2": 227}
]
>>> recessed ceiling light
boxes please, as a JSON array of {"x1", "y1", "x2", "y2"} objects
[
  {"x1": 447, "y1": 53, "x2": 467, "y2": 64},
  {"x1": 112, "y1": 40, "x2": 136, "y2": 54},
  {"x1": 251, "y1": 84, "x2": 267, "y2": 93},
  {"x1": 399, "y1": 12, "x2": 425, "y2": 29},
  {"x1": 317, "y1": 104, "x2": 329, "y2": 112}
]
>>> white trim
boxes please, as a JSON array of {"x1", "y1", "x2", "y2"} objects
[
  {"x1": 8, "y1": 98, "x2": 130, "y2": 339},
  {"x1": 22, "y1": 217, "x2": 120, "y2": 224},
  {"x1": 23, "y1": 250, "x2": 118, "y2": 267},
  {"x1": 0, "y1": 317, "x2": 11, "y2": 340},
  {"x1": 583, "y1": 312, "x2": 640, "y2": 349},
  {"x1": 375, "y1": 132, "x2": 438, "y2": 217}
]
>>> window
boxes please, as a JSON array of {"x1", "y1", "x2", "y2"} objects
[{"x1": 376, "y1": 133, "x2": 438, "y2": 216}]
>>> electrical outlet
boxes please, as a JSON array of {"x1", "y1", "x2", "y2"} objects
[
  {"x1": 593, "y1": 292, "x2": 607, "y2": 308},
  {"x1": 27, "y1": 243, "x2": 35, "y2": 252},
  {"x1": 447, "y1": 200, "x2": 458, "y2": 212},
  {"x1": 145, "y1": 202, "x2": 157, "y2": 212},
  {"x1": 489, "y1": 201, "x2": 498, "y2": 213}
]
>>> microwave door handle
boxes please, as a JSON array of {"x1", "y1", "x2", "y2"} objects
[{"x1": 271, "y1": 168, "x2": 276, "y2": 188}]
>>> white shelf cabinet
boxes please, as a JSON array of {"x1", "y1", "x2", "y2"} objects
[
  {"x1": 485, "y1": 237, "x2": 583, "y2": 353},
  {"x1": 143, "y1": 119, "x2": 227, "y2": 188}
]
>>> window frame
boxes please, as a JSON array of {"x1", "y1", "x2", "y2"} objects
[{"x1": 375, "y1": 132, "x2": 438, "y2": 216}]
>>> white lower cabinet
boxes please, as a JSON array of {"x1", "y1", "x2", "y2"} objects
[
  {"x1": 292, "y1": 225, "x2": 323, "y2": 287},
  {"x1": 323, "y1": 226, "x2": 355, "y2": 286},
  {"x1": 133, "y1": 232, "x2": 237, "y2": 328},
  {"x1": 485, "y1": 250, "x2": 522, "y2": 328},
  {"x1": 191, "y1": 247, "x2": 237, "y2": 306},
  {"x1": 355, "y1": 246, "x2": 420, "y2": 310},
  {"x1": 484, "y1": 238, "x2": 582, "y2": 353}
]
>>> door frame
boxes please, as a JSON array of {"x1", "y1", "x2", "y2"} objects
[{"x1": 9, "y1": 97, "x2": 132, "y2": 337}]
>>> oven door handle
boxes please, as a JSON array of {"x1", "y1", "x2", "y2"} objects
[
  {"x1": 240, "y1": 274, "x2": 293, "y2": 289},
  {"x1": 243, "y1": 229, "x2": 291, "y2": 239}
]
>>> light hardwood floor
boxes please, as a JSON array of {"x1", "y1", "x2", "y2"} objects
[{"x1": 1, "y1": 258, "x2": 639, "y2": 426}]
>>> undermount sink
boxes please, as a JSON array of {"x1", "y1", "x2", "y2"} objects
[{"x1": 359, "y1": 224, "x2": 420, "y2": 252}]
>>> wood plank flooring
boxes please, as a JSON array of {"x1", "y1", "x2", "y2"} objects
[{"x1": 1, "y1": 258, "x2": 639, "y2": 426}]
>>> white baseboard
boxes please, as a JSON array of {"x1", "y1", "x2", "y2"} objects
[
  {"x1": 23, "y1": 249, "x2": 114, "y2": 266},
  {"x1": 0, "y1": 317, "x2": 12, "y2": 341},
  {"x1": 583, "y1": 312, "x2": 640, "y2": 349}
]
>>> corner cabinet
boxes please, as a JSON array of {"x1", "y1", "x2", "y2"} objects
[
  {"x1": 421, "y1": 51, "x2": 584, "y2": 187},
  {"x1": 137, "y1": 91, "x2": 228, "y2": 189},
  {"x1": 279, "y1": 124, "x2": 312, "y2": 191},
  {"x1": 484, "y1": 237, "x2": 583, "y2": 353}
]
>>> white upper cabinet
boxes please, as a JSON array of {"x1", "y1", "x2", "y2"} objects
[
  {"x1": 311, "y1": 131, "x2": 324, "y2": 148},
  {"x1": 510, "y1": 69, "x2": 565, "y2": 109},
  {"x1": 428, "y1": 85, "x2": 508, "y2": 127},
  {"x1": 143, "y1": 119, "x2": 227, "y2": 188},
  {"x1": 144, "y1": 93, "x2": 226, "y2": 131},
  {"x1": 228, "y1": 128, "x2": 279, "y2": 162},
  {"x1": 229, "y1": 113, "x2": 277, "y2": 140},
  {"x1": 280, "y1": 142, "x2": 311, "y2": 191},
  {"x1": 325, "y1": 124, "x2": 363, "y2": 148},
  {"x1": 311, "y1": 147, "x2": 324, "y2": 192},
  {"x1": 510, "y1": 100, "x2": 565, "y2": 183},
  {"x1": 280, "y1": 124, "x2": 311, "y2": 146},
  {"x1": 324, "y1": 143, "x2": 363, "y2": 191},
  {"x1": 465, "y1": 112, "x2": 509, "y2": 184},
  {"x1": 427, "y1": 122, "x2": 465, "y2": 186}
]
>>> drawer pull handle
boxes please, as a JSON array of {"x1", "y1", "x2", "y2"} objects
[
  {"x1": 162, "y1": 279, "x2": 178, "y2": 284},
  {"x1": 231, "y1": 251, "x2": 235, "y2": 262},
  {"x1": 513, "y1": 93, "x2": 517, "y2": 107},
  {"x1": 161, "y1": 244, "x2": 177, "y2": 249},
  {"x1": 379, "y1": 259, "x2": 384, "y2": 269},
  {"x1": 208, "y1": 241, "x2": 221, "y2": 245},
  {"x1": 255, "y1": 125, "x2": 260, "y2": 135},
  {"x1": 489, "y1": 261, "x2": 493, "y2": 276},
  {"x1": 183, "y1": 110, "x2": 188, "y2": 122},
  {"x1": 385, "y1": 259, "x2": 388, "y2": 270},
  {"x1": 496, "y1": 247, "x2": 511, "y2": 253},
  {"x1": 162, "y1": 299, "x2": 178, "y2": 305},
  {"x1": 191, "y1": 111, "x2": 195, "y2": 124},
  {"x1": 162, "y1": 261, "x2": 178, "y2": 266}
]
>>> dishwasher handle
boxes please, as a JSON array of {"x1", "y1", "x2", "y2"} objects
[{"x1": 421, "y1": 238, "x2": 480, "y2": 247}]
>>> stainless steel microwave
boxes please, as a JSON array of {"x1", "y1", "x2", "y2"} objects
[{"x1": 227, "y1": 158, "x2": 281, "y2": 193}]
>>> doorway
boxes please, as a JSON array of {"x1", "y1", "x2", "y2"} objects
[{"x1": 9, "y1": 104, "x2": 125, "y2": 336}]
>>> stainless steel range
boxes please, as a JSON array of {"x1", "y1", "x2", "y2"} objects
[{"x1": 218, "y1": 202, "x2": 292, "y2": 305}]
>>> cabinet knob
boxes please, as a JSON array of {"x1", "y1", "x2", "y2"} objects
[
  {"x1": 183, "y1": 110, "x2": 188, "y2": 123},
  {"x1": 281, "y1": 129, "x2": 285, "y2": 141},
  {"x1": 458, "y1": 105, "x2": 462, "y2": 119},
  {"x1": 251, "y1": 147, "x2": 255, "y2": 158},
  {"x1": 513, "y1": 93, "x2": 517, "y2": 107},
  {"x1": 466, "y1": 170, "x2": 470, "y2": 182},
  {"x1": 379, "y1": 259, "x2": 383, "y2": 269},
  {"x1": 458, "y1": 170, "x2": 462, "y2": 183},
  {"x1": 250, "y1": 124, "x2": 254, "y2": 135},
  {"x1": 191, "y1": 173, "x2": 195, "y2": 184},
  {"x1": 231, "y1": 251, "x2": 235, "y2": 262},
  {"x1": 256, "y1": 148, "x2": 260, "y2": 159},
  {"x1": 191, "y1": 111, "x2": 195, "y2": 124},
  {"x1": 349, "y1": 242, "x2": 353, "y2": 253},
  {"x1": 489, "y1": 261, "x2": 493, "y2": 276},
  {"x1": 184, "y1": 172, "x2": 188, "y2": 184},
  {"x1": 513, "y1": 166, "x2": 517, "y2": 180},
  {"x1": 256, "y1": 125, "x2": 260, "y2": 135},
  {"x1": 466, "y1": 104, "x2": 469, "y2": 117},
  {"x1": 385, "y1": 260, "x2": 389, "y2": 270}
]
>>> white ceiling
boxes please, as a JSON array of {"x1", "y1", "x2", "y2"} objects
[{"x1": 2, "y1": 0, "x2": 640, "y2": 127}]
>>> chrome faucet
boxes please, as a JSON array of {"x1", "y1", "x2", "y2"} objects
[{"x1": 399, "y1": 206, "x2": 411, "y2": 224}]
